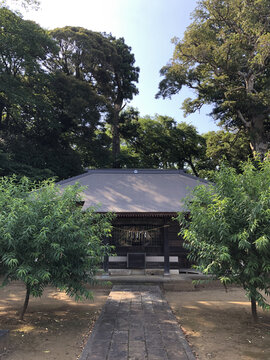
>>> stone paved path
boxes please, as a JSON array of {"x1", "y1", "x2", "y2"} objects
[
  {"x1": 80, "y1": 285, "x2": 195, "y2": 360},
  {"x1": 79, "y1": 285, "x2": 196, "y2": 360}
]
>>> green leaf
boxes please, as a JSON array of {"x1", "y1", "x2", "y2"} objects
[{"x1": 255, "y1": 236, "x2": 269, "y2": 251}]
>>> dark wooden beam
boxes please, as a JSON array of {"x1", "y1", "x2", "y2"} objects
[{"x1": 163, "y1": 222, "x2": 170, "y2": 275}]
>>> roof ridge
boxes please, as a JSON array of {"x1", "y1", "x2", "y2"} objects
[
  {"x1": 85, "y1": 168, "x2": 186, "y2": 174},
  {"x1": 57, "y1": 168, "x2": 208, "y2": 185}
]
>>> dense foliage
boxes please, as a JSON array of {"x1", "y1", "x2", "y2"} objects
[
  {"x1": 119, "y1": 111, "x2": 205, "y2": 175},
  {"x1": 49, "y1": 27, "x2": 139, "y2": 168},
  {"x1": 158, "y1": 0, "x2": 270, "y2": 157},
  {"x1": 0, "y1": 8, "x2": 139, "y2": 179},
  {"x1": 179, "y1": 159, "x2": 270, "y2": 320},
  {"x1": 196, "y1": 130, "x2": 252, "y2": 179},
  {"x1": 0, "y1": 177, "x2": 113, "y2": 319},
  {"x1": 0, "y1": 6, "x2": 257, "y2": 178}
]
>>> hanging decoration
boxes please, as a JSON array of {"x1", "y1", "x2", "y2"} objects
[{"x1": 112, "y1": 224, "x2": 170, "y2": 247}]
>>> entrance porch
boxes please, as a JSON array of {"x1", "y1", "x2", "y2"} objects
[{"x1": 103, "y1": 214, "x2": 190, "y2": 276}]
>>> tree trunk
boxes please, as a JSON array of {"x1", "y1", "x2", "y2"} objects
[
  {"x1": 187, "y1": 157, "x2": 199, "y2": 177},
  {"x1": 249, "y1": 115, "x2": 269, "y2": 160},
  {"x1": 251, "y1": 296, "x2": 258, "y2": 323},
  {"x1": 112, "y1": 103, "x2": 122, "y2": 168},
  {"x1": 20, "y1": 285, "x2": 30, "y2": 320}
]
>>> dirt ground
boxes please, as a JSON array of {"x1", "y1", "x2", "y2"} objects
[
  {"x1": 0, "y1": 281, "x2": 110, "y2": 360},
  {"x1": 0, "y1": 281, "x2": 270, "y2": 360},
  {"x1": 165, "y1": 286, "x2": 270, "y2": 360}
]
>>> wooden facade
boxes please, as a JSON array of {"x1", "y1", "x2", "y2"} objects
[{"x1": 104, "y1": 214, "x2": 190, "y2": 274}]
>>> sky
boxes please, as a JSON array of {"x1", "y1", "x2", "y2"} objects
[{"x1": 16, "y1": 0, "x2": 220, "y2": 134}]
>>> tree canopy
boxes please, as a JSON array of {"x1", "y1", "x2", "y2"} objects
[
  {"x1": 49, "y1": 27, "x2": 139, "y2": 168},
  {"x1": 196, "y1": 129, "x2": 252, "y2": 179},
  {"x1": 0, "y1": 5, "x2": 257, "y2": 180},
  {"x1": 179, "y1": 159, "x2": 270, "y2": 321},
  {"x1": 157, "y1": 0, "x2": 270, "y2": 158},
  {"x1": 118, "y1": 111, "x2": 205, "y2": 175},
  {"x1": 0, "y1": 7, "x2": 57, "y2": 129},
  {"x1": 0, "y1": 8, "x2": 82, "y2": 180},
  {"x1": 0, "y1": 10, "x2": 140, "y2": 179}
]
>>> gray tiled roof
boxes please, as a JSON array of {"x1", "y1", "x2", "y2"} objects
[{"x1": 58, "y1": 169, "x2": 207, "y2": 213}]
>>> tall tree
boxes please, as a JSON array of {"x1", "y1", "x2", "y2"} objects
[
  {"x1": 0, "y1": 15, "x2": 139, "y2": 177},
  {"x1": 157, "y1": 0, "x2": 270, "y2": 158},
  {"x1": 47, "y1": 72, "x2": 110, "y2": 171},
  {"x1": 119, "y1": 112, "x2": 205, "y2": 174},
  {"x1": 105, "y1": 36, "x2": 139, "y2": 167},
  {"x1": 49, "y1": 27, "x2": 139, "y2": 168}
]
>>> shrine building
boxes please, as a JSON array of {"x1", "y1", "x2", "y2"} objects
[{"x1": 58, "y1": 169, "x2": 207, "y2": 275}]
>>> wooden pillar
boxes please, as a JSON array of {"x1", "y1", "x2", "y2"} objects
[
  {"x1": 103, "y1": 237, "x2": 109, "y2": 275},
  {"x1": 163, "y1": 222, "x2": 170, "y2": 276}
]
